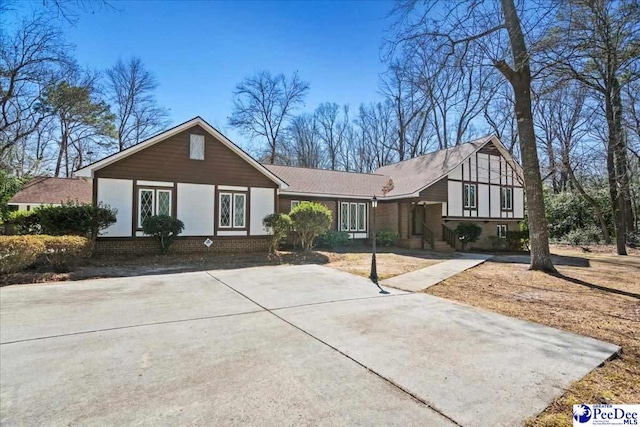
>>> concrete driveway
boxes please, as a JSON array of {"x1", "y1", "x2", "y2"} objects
[{"x1": 0, "y1": 265, "x2": 619, "y2": 426}]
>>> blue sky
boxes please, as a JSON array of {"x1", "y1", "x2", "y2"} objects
[{"x1": 8, "y1": 0, "x2": 396, "y2": 149}]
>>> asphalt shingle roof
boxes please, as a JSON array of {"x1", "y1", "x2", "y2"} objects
[
  {"x1": 375, "y1": 136, "x2": 492, "y2": 197},
  {"x1": 264, "y1": 136, "x2": 493, "y2": 199},
  {"x1": 263, "y1": 165, "x2": 392, "y2": 198},
  {"x1": 8, "y1": 177, "x2": 92, "y2": 205}
]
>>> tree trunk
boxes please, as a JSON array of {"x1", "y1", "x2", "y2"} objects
[
  {"x1": 605, "y1": 81, "x2": 628, "y2": 255},
  {"x1": 500, "y1": 0, "x2": 556, "y2": 272}
]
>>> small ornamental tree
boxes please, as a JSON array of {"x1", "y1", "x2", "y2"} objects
[
  {"x1": 455, "y1": 222, "x2": 482, "y2": 251},
  {"x1": 142, "y1": 215, "x2": 184, "y2": 254},
  {"x1": 262, "y1": 213, "x2": 292, "y2": 255},
  {"x1": 289, "y1": 201, "x2": 332, "y2": 251}
]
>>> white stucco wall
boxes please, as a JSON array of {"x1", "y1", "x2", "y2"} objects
[
  {"x1": 97, "y1": 178, "x2": 133, "y2": 237},
  {"x1": 177, "y1": 183, "x2": 215, "y2": 236},
  {"x1": 249, "y1": 187, "x2": 275, "y2": 236},
  {"x1": 448, "y1": 181, "x2": 462, "y2": 217},
  {"x1": 514, "y1": 187, "x2": 524, "y2": 218}
]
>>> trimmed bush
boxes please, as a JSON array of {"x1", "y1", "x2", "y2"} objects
[
  {"x1": 37, "y1": 235, "x2": 90, "y2": 272},
  {"x1": 315, "y1": 230, "x2": 350, "y2": 249},
  {"x1": 454, "y1": 222, "x2": 482, "y2": 251},
  {"x1": 142, "y1": 215, "x2": 185, "y2": 254},
  {"x1": 376, "y1": 230, "x2": 399, "y2": 247},
  {"x1": 262, "y1": 213, "x2": 292, "y2": 254},
  {"x1": 289, "y1": 202, "x2": 332, "y2": 251},
  {"x1": 487, "y1": 235, "x2": 507, "y2": 251},
  {"x1": 505, "y1": 230, "x2": 530, "y2": 251},
  {"x1": 10, "y1": 210, "x2": 41, "y2": 235},
  {"x1": 36, "y1": 203, "x2": 117, "y2": 241},
  {"x1": 0, "y1": 236, "x2": 45, "y2": 273}
]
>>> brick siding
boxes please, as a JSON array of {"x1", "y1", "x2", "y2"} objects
[
  {"x1": 443, "y1": 219, "x2": 522, "y2": 250},
  {"x1": 95, "y1": 236, "x2": 270, "y2": 256}
]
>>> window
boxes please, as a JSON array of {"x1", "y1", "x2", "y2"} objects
[
  {"x1": 341, "y1": 202, "x2": 367, "y2": 232},
  {"x1": 219, "y1": 192, "x2": 246, "y2": 228},
  {"x1": 464, "y1": 184, "x2": 477, "y2": 208},
  {"x1": 501, "y1": 187, "x2": 513, "y2": 210},
  {"x1": 234, "y1": 194, "x2": 246, "y2": 227},
  {"x1": 190, "y1": 134, "x2": 205, "y2": 160},
  {"x1": 138, "y1": 188, "x2": 172, "y2": 227},
  {"x1": 497, "y1": 224, "x2": 507, "y2": 239},
  {"x1": 341, "y1": 203, "x2": 349, "y2": 231},
  {"x1": 357, "y1": 203, "x2": 366, "y2": 231},
  {"x1": 349, "y1": 203, "x2": 357, "y2": 231},
  {"x1": 290, "y1": 200, "x2": 300, "y2": 211}
]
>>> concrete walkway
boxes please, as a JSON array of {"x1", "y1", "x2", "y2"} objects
[{"x1": 381, "y1": 253, "x2": 493, "y2": 292}]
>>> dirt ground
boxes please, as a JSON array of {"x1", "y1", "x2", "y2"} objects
[
  {"x1": 427, "y1": 244, "x2": 640, "y2": 427},
  {"x1": 319, "y1": 248, "x2": 450, "y2": 280},
  {"x1": 0, "y1": 246, "x2": 452, "y2": 286}
]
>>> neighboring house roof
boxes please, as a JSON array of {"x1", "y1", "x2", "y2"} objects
[
  {"x1": 264, "y1": 164, "x2": 391, "y2": 199},
  {"x1": 375, "y1": 135, "x2": 494, "y2": 197},
  {"x1": 8, "y1": 177, "x2": 92, "y2": 205},
  {"x1": 74, "y1": 117, "x2": 288, "y2": 189}
]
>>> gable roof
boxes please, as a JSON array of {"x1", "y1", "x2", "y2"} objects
[
  {"x1": 263, "y1": 164, "x2": 391, "y2": 199},
  {"x1": 376, "y1": 135, "x2": 523, "y2": 197},
  {"x1": 74, "y1": 117, "x2": 288, "y2": 189},
  {"x1": 375, "y1": 135, "x2": 494, "y2": 197},
  {"x1": 8, "y1": 177, "x2": 92, "y2": 205}
]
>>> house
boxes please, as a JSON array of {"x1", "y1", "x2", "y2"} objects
[
  {"x1": 73, "y1": 116, "x2": 524, "y2": 254},
  {"x1": 8, "y1": 177, "x2": 92, "y2": 211}
]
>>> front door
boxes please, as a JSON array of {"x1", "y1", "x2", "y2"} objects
[{"x1": 412, "y1": 205, "x2": 424, "y2": 236}]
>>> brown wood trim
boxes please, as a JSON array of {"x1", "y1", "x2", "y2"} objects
[
  {"x1": 443, "y1": 216, "x2": 523, "y2": 221},
  {"x1": 133, "y1": 182, "x2": 178, "y2": 231},
  {"x1": 214, "y1": 187, "x2": 249, "y2": 232}
]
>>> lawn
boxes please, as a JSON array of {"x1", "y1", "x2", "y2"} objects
[{"x1": 427, "y1": 244, "x2": 640, "y2": 427}]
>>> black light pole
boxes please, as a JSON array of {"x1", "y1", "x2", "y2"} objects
[{"x1": 370, "y1": 195, "x2": 389, "y2": 294}]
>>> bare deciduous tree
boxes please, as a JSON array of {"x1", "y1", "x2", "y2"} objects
[
  {"x1": 546, "y1": 0, "x2": 640, "y2": 254},
  {"x1": 0, "y1": 14, "x2": 71, "y2": 159},
  {"x1": 106, "y1": 57, "x2": 169, "y2": 150},
  {"x1": 229, "y1": 71, "x2": 309, "y2": 164}
]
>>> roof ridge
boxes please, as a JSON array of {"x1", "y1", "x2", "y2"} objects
[
  {"x1": 264, "y1": 163, "x2": 388, "y2": 177},
  {"x1": 376, "y1": 135, "x2": 493, "y2": 170}
]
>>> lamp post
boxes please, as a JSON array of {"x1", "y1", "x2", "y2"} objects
[{"x1": 370, "y1": 195, "x2": 389, "y2": 294}]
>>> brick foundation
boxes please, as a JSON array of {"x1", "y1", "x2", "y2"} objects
[
  {"x1": 95, "y1": 236, "x2": 270, "y2": 256},
  {"x1": 443, "y1": 219, "x2": 522, "y2": 250}
]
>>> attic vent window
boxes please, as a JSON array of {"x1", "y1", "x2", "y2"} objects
[{"x1": 190, "y1": 134, "x2": 205, "y2": 160}]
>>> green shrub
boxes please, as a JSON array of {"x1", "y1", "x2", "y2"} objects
[
  {"x1": 0, "y1": 236, "x2": 45, "y2": 273},
  {"x1": 315, "y1": 230, "x2": 350, "y2": 249},
  {"x1": 627, "y1": 231, "x2": 640, "y2": 248},
  {"x1": 454, "y1": 222, "x2": 482, "y2": 251},
  {"x1": 505, "y1": 230, "x2": 530, "y2": 251},
  {"x1": 562, "y1": 225, "x2": 603, "y2": 246},
  {"x1": 289, "y1": 202, "x2": 332, "y2": 251},
  {"x1": 37, "y1": 235, "x2": 90, "y2": 272},
  {"x1": 10, "y1": 210, "x2": 41, "y2": 235},
  {"x1": 376, "y1": 230, "x2": 399, "y2": 247},
  {"x1": 262, "y1": 213, "x2": 292, "y2": 254},
  {"x1": 35, "y1": 202, "x2": 117, "y2": 242},
  {"x1": 141, "y1": 215, "x2": 185, "y2": 254},
  {"x1": 487, "y1": 235, "x2": 507, "y2": 251}
]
